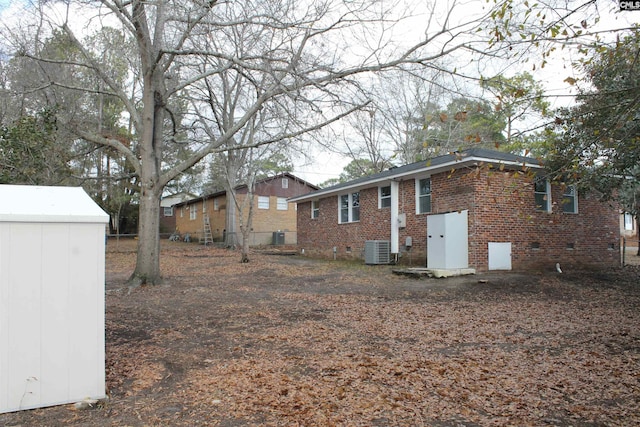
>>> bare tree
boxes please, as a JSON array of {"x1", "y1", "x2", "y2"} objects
[
  {"x1": 1, "y1": 0, "x2": 515, "y2": 285},
  {"x1": 187, "y1": 8, "x2": 299, "y2": 252},
  {"x1": 372, "y1": 69, "x2": 455, "y2": 164}
]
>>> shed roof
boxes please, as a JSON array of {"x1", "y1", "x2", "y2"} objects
[{"x1": 0, "y1": 185, "x2": 109, "y2": 223}]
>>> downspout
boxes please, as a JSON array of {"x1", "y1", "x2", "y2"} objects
[{"x1": 390, "y1": 180, "x2": 400, "y2": 261}]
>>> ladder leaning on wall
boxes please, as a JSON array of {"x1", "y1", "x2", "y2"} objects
[{"x1": 203, "y1": 215, "x2": 213, "y2": 246}]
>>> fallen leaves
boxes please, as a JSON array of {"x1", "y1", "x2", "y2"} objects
[
  {"x1": 1, "y1": 240, "x2": 639, "y2": 426},
  {"x1": 172, "y1": 264, "x2": 640, "y2": 426}
]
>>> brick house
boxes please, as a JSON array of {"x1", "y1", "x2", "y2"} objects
[
  {"x1": 174, "y1": 173, "x2": 318, "y2": 245},
  {"x1": 160, "y1": 192, "x2": 195, "y2": 234},
  {"x1": 290, "y1": 148, "x2": 621, "y2": 272}
]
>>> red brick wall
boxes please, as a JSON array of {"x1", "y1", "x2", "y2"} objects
[
  {"x1": 159, "y1": 209, "x2": 176, "y2": 233},
  {"x1": 239, "y1": 175, "x2": 317, "y2": 198},
  {"x1": 297, "y1": 167, "x2": 620, "y2": 271},
  {"x1": 466, "y1": 169, "x2": 619, "y2": 270},
  {"x1": 396, "y1": 171, "x2": 477, "y2": 258},
  {"x1": 298, "y1": 187, "x2": 392, "y2": 258}
]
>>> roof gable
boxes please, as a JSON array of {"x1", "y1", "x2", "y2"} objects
[
  {"x1": 247, "y1": 172, "x2": 319, "y2": 192},
  {"x1": 176, "y1": 172, "x2": 319, "y2": 207}
]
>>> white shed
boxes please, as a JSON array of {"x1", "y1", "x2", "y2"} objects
[{"x1": 0, "y1": 185, "x2": 109, "y2": 413}]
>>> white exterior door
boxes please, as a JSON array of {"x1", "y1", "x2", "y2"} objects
[
  {"x1": 426, "y1": 213, "x2": 445, "y2": 268},
  {"x1": 427, "y1": 210, "x2": 469, "y2": 269},
  {"x1": 488, "y1": 242, "x2": 512, "y2": 270}
]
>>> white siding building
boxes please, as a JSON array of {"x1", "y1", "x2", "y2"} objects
[{"x1": 0, "y1": 185, "x2": 109, "y2": 413}]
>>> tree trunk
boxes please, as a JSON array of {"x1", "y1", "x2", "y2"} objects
[
  {"x1": 636, "y1": 214, "x2": 640, "y2": 257},
  {"x1": 239, "y1": 191, "x2": 255, "y2": 263},
  {"x1": 225, "y1": 191, "x2": 238, "y2": 248},
  {"x1": 131, "y1": 188, "x2": 162, "y2": 285},
  {"x1": 223, "y1": 158, "x2": 240, "y2": 248},
  {"x1": 240, "y1": 223, "x2": 250, "y2": 263},
  {"x1": 129, "y1": 62, "x2": 164, "y2": 285}
]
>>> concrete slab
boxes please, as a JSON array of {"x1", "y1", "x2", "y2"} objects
[
  {"x1": 429, "y1": 268, "x2": 476, "y2": 278},
  {"x1": 392, "y1": 268, "x2": 476, "y2": 278}
]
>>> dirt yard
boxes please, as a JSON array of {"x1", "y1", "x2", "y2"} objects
[{"x1": 2, "y1": 239, "x2": 640, "y2": 426}]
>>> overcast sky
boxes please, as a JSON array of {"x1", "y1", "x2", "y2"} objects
[
  {"x1": 292, "y1": 1, "x2": 638, "y2": 185},
  {"x1": 1, "y1": 0, "x2": 636, "y2": 186}
]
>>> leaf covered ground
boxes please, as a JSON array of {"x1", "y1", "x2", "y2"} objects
[{"x1": 2, "y1": 239, "x2": 640, "y2": 426}]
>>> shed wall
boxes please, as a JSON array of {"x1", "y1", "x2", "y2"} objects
[{"x1": 0, "y1": 221, "x2": 106, "y2": 413}]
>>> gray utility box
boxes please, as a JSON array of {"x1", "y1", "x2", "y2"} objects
[
  {"x1": 365, "y1": 240, "x2": 391, "y2": 264},
  {"x1": 272, "y1": 231, "x2": 285, "y2": 245}
]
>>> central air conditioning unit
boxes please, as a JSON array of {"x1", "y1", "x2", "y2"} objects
[{"x1": 365, "y1": 240, "x2": 391, "y2": 265}]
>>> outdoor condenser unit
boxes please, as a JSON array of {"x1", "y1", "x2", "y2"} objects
[{"x1": 365, "y1": 240, "x2": 391, "y2": 265}]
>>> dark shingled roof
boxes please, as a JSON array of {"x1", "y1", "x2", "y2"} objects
[
  {"x1": 290, "y1": 147, "x2": 541, "y2": 202},
  {"x1": 175, "y1": 172, "x2": 319, "y2": 207}
]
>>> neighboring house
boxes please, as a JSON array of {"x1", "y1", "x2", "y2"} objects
[
  {"x1": 290, "y1": 148, "x2": 621, "y2": 272},
  {"x1": 174, "y1": 173, "x2": 318, "y2": 245},
  {"x1": 160, "y1": 192, "x2": 195, "y2": 233}
]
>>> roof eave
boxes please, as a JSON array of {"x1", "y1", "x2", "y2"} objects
[{"x1": 289, "y1": 155, "x2": 541, "y2": 203}]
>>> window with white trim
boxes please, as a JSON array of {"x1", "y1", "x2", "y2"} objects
[
  {"x1": 282, "y1": 178, "x2": 289, "y2": 189},
  {"x1": 339, "y1": 192, "x2": 360, "y2": 223},
  {"x1": 416, "y1": 178, "x2": 431, "y2": 214},
  {"x1": 562, "y1": 185, "x2": 578, "y2": 213},
  {"x1": 163, "y1": 206, "x2": 174, "y2": 217},
  {"x1": 379, "y1": 185, "x2": 391, "y2": 208},
  {"x1": 202, "y1": 201, "x2": 207, "y2": 214},
  {"x1": 624, "y1": 212, "x2": 635, "y2": 231},
  {"x1": 214, "y1": 198, "x2": 219, "y2": 210},
  {"x1": 277, "y1": 197, "x2": 288, "y2": 210},
  {"x1": 180, "y1": 207, "x2": 184, "y2": 218},
  {"x1": 258, "y1": 196, "x2": 270, "y2": 209},
  {"x1": 534, "y1": 177, "x2": 551, "y2": 212},
  {"x1": 311, "y1": 200, "x2": 319, "y2": 219},
  {"x1": 189, "y1": 204, "x2": 197, "y2": 220}
]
